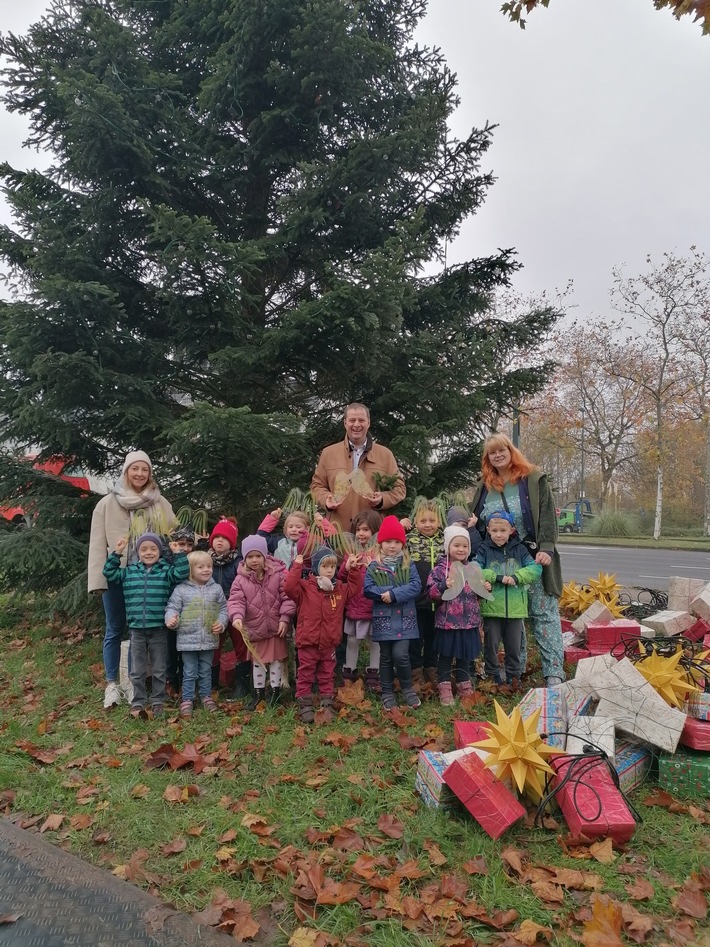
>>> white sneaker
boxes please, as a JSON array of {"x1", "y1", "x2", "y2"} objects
[
  {"x1": 121, "y1": 682, "x2": 134, "y2": 704},
  {"x1": 103, "y1": 682, "x2": 122, "y2": 709}
]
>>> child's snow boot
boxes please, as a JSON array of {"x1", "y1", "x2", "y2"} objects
[
  {"x1": 437, "y1": 682, "x2": 455, "y2": 706},
  {"x1": 296, "y1": 696, "x2": 315, "y2": 724}
]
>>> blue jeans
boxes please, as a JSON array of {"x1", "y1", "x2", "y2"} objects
[
  {"x1": 181, "y1": 650, "x2": 215, "y2": 702},
  {"x1": 102, "y1": 582, "x2": 127, "y2": 682}
]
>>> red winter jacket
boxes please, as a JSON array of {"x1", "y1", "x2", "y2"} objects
[
  {"x1": 227, "y1": 556, "x2": 296, "y2": 642},
  {"x1": 284, "y1": 561, "x2": 363, "y2": 649}
]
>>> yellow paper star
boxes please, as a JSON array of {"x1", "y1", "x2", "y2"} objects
[
  {"x1": 470, "y1": 701, "x2": 558, "y2": 802},
  {"x1": 635, "y1": 646, "x2": 700, "y2": 707},
  {"x1": 588, "y1": 571, "x2": 621, "y2": 600}
]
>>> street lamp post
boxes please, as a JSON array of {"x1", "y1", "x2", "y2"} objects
[{"x1": 580, "y1": 404, "x2": 585, "y2": 499}]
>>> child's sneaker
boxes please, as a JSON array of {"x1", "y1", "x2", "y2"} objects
[
  {"x1": 179, "y1": 700, "x2": 193, "y2": 718},
  {"x1": 151, "y1": 704, "x2": 164, "y2": 718},
  {"x1": 202, "y1": 697, "x2": 218, "y2": 713},
  {"x1": 402, "y1": 688, "x2": 421, "y2": 709},
  {"x1": 103, "y1": 682, "x2": 122, "y2": 709},
  {"x1": 381, "y1": 692, "x2": 397, "y2": 711}
]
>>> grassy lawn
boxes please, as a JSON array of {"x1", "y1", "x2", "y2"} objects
[
  {"x1": 558, "y1": 536, "x2": 710, "y2": 552},
  {"x1": 1, "y1": 599, "x2": 709, "y2": 947}
]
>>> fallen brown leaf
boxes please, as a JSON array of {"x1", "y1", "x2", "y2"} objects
[
  {"x1": 624, "y1": 878, "x2": 654, "y2": 901},
  {"x1": 40, "y1": 813, "x2": 65, "y2": 833},
  {"x1": 580, "y1": 894, "x2": 624, "y2": 947}
]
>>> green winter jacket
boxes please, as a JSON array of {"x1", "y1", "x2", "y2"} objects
[
  {"x1": 103, "y1": 551, "x2": 189, "y2": 630},
  {"x1": 475, "y1": 536, "x2": 542, "y2": 619},
  {"x1": 471, "y1": 470, "x2": 562, "y2": 598}
]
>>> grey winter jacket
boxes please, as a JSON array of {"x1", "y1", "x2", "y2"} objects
[{"x1": 165, "y1": 578, "x2": 229, "y2": 652}]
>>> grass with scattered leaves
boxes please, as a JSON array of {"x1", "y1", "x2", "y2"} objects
[{"x1": 0, "y1": 603, "x2": 709, "y2": 947}]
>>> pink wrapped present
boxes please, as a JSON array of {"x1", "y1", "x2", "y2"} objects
[
  {"x1": 564, "y1": 646, "x2": 591, "y2": 664},
  {"x1": 444, "y1": 753, "x2": 526, "y2": 839},
  {"x1": 551, "y1": 755, "x2": 636, "y2": 843},
  {"x1": 586, "y1": 619, "x2": 641, "y2": 655},
  {"x1": 453, "y1": 720, "x2": 491, "y2": 750},
  {"x1": 685, "y1": 618, "x2": 710, "y2": 643},
  {"x1": 680, "y1": 716, "x2": 710, "y2": 751}
]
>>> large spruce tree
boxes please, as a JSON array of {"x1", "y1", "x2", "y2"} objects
[{"x1": 0, "y1": 0, "x2": 557, "y2": 530}]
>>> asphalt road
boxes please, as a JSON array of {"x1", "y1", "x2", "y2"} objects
[{"x1": 559, "y1": 543, "x2": 710, "y2": 591}]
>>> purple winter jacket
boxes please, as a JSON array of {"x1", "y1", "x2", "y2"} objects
[
  {"x1": 227, "y1": 556, "x2": 296, "y2": 642},
  {"x1": 427, "y1": 557, "x2": 482, "y2": 631}
]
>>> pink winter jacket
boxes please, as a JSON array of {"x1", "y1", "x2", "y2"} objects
[{"x1": 227, "y1": 556, "x2": 296, "y2": 642}]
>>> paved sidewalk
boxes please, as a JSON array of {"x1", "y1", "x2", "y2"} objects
[{"x1": 0, "y1": 817, "x2": 232, "y2": 946}]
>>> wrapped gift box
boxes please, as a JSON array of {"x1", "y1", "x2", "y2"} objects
[
  {"x1": 572, "y1": 601, "x2": 614, "y2": 635},
  {"x1": 566, "y1": 715, "x2": 615, "y2": 760},
  {"x1": 415, "y1": 748, "x2": 477, "y2": 809},
  {"x1": 680, "y1": 715, "x2": 710, "y2": 751},
  {"x1": 564, "y1": 646, "x2": 591, "y2": 664},
  {"x1": 684, "y1": 618, "x2": 710, "y2": 643},
  {"x1": 518, "y1": 687, "x2": 567, "y2": 749},
  {"x1": 551, "y1": 754, "x2": 636, "y2": 843},
  {"x1": 453, "y1": 720, "x2": 491, "y2": 750},
  {"x1": 658, "y1": 747, "x2": 710, "y2": 798},
  {"x1": 686, "y1": 692, "x2": 710, "y2": 722},
  {"x1": 614, "y1": 739, "x2": 653, "y2": 793},
  {"x1": 594, "y1": 658, "x2": 686, "y2": 753},
  {"x1": 558, "y1": 679, "x2": 597, "y2": 719},
  {"x1": 586, "y1": 619, "x2": 641, "y2": 656},
  {"x1": 443, "y1": 753, "x2": 526, "y2": 839}
]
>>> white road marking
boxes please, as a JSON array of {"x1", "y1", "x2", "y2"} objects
[{"x1": 637, "y1": 575, "x2": 667, "y2": 579}]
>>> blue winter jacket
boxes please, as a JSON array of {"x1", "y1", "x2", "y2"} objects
[{"x1": 364, "y1": 560, "x2": 421, "y2": 642}]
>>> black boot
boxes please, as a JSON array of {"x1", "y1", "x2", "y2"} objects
[
  {"x1": 269, "y1": 686, "x2": 282, "y2": 707},
  {"x1": 226, "y1": 662, "x2": 252, "y2": 702},
  {"x1": 247, "y1": 687, "x2": 266, "y2": 711}
]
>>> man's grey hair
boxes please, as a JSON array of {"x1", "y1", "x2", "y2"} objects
[{"x1": 344, "y1": 403, "x2": 370, "y2": 420}]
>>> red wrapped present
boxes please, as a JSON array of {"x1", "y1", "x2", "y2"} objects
[
  {"x1": 551, "y1": 754, "x2": 636, "y2": 843},
  {"x1": 453, "y1": 720, "x2": 491, "y2": 750},
  {"x1": 680, "y1": 715, "x2": 710, "y2": 751},
  {"x1": 561, "y1": 618, "x2": 574, "y2": 633},
  {"x1": 219, "y1": 650, "x2": 237, "y2": 687},
  {"x1": 586, "y1": 619, "x2": 641, "y2": 655},
  {"x1": 686, "y1": 618, "x2": 710, "y2": 643},
  {"x1": 564, "y1": 646, "x2": 591, "y2": 664},
  {"x1": 444, "y1": 753, "x2": 526, "y2": 839}
]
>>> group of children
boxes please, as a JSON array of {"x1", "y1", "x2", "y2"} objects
[{"x1": 103, "y1": 496, "x2": 542, "y2": 721}]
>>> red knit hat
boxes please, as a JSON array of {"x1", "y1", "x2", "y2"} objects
[
  {"x1": 377, "y1": 515, "x2": 406, "y2": 545},
  {"x1": 210, "y1": 517, "x2": 238, "y2": 549}
]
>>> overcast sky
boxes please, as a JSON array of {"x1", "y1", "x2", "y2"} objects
[{"x1": 2, "y1": 0, "x2": 709, "y2": 318}]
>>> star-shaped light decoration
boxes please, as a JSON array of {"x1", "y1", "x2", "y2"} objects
[
  {"x1": 635, "y1": 646, "x2": 700, "y2": 707},
  {"x1": 588, "y1": 571, "x2": 621, "y2": 600},
  {"x1": 470, "y1": 701, "x2": 558, "y2": 802},
  {"x1": 559, "y1": 580, "x2": 583, "y2": 615},
  {"x1": 688, "y1": 649, "x2": 710, "y2": 688}
]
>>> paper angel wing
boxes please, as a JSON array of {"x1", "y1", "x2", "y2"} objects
[
  {"x1": 462, "y1": 561, "x2": 494, "y2": 601},
  {"x1": 350, "y1": 468, "x2": 376, "y2": 499},
  {"x1": 442, "y1": 561, "x2": 465, "y2": 600},
  {"x1": 332, "y1": 471, "x2": 352, "y2": 502}
]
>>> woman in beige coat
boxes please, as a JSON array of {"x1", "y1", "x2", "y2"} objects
[{"x1": 88, "y1": 450, "x2": 176, "y2": 709}]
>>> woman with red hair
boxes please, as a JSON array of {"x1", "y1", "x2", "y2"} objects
[{"x1": 471, "y1": 433, "x2": 564, "y2": 687}]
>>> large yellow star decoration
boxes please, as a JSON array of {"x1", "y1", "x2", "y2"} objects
[
  {"x1": 635, "y1": 645, "x2": 700, "y2": 707},
  {"x1": 471, "y1": 701, "x2": 558, "y2": 803},
  {"x1": 689, "y1": 649, "x2": 710, "y2": 689}
]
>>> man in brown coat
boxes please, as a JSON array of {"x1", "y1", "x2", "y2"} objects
[{"x1": 310, "y1": 404, "x2": 406, "y2": 531}]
